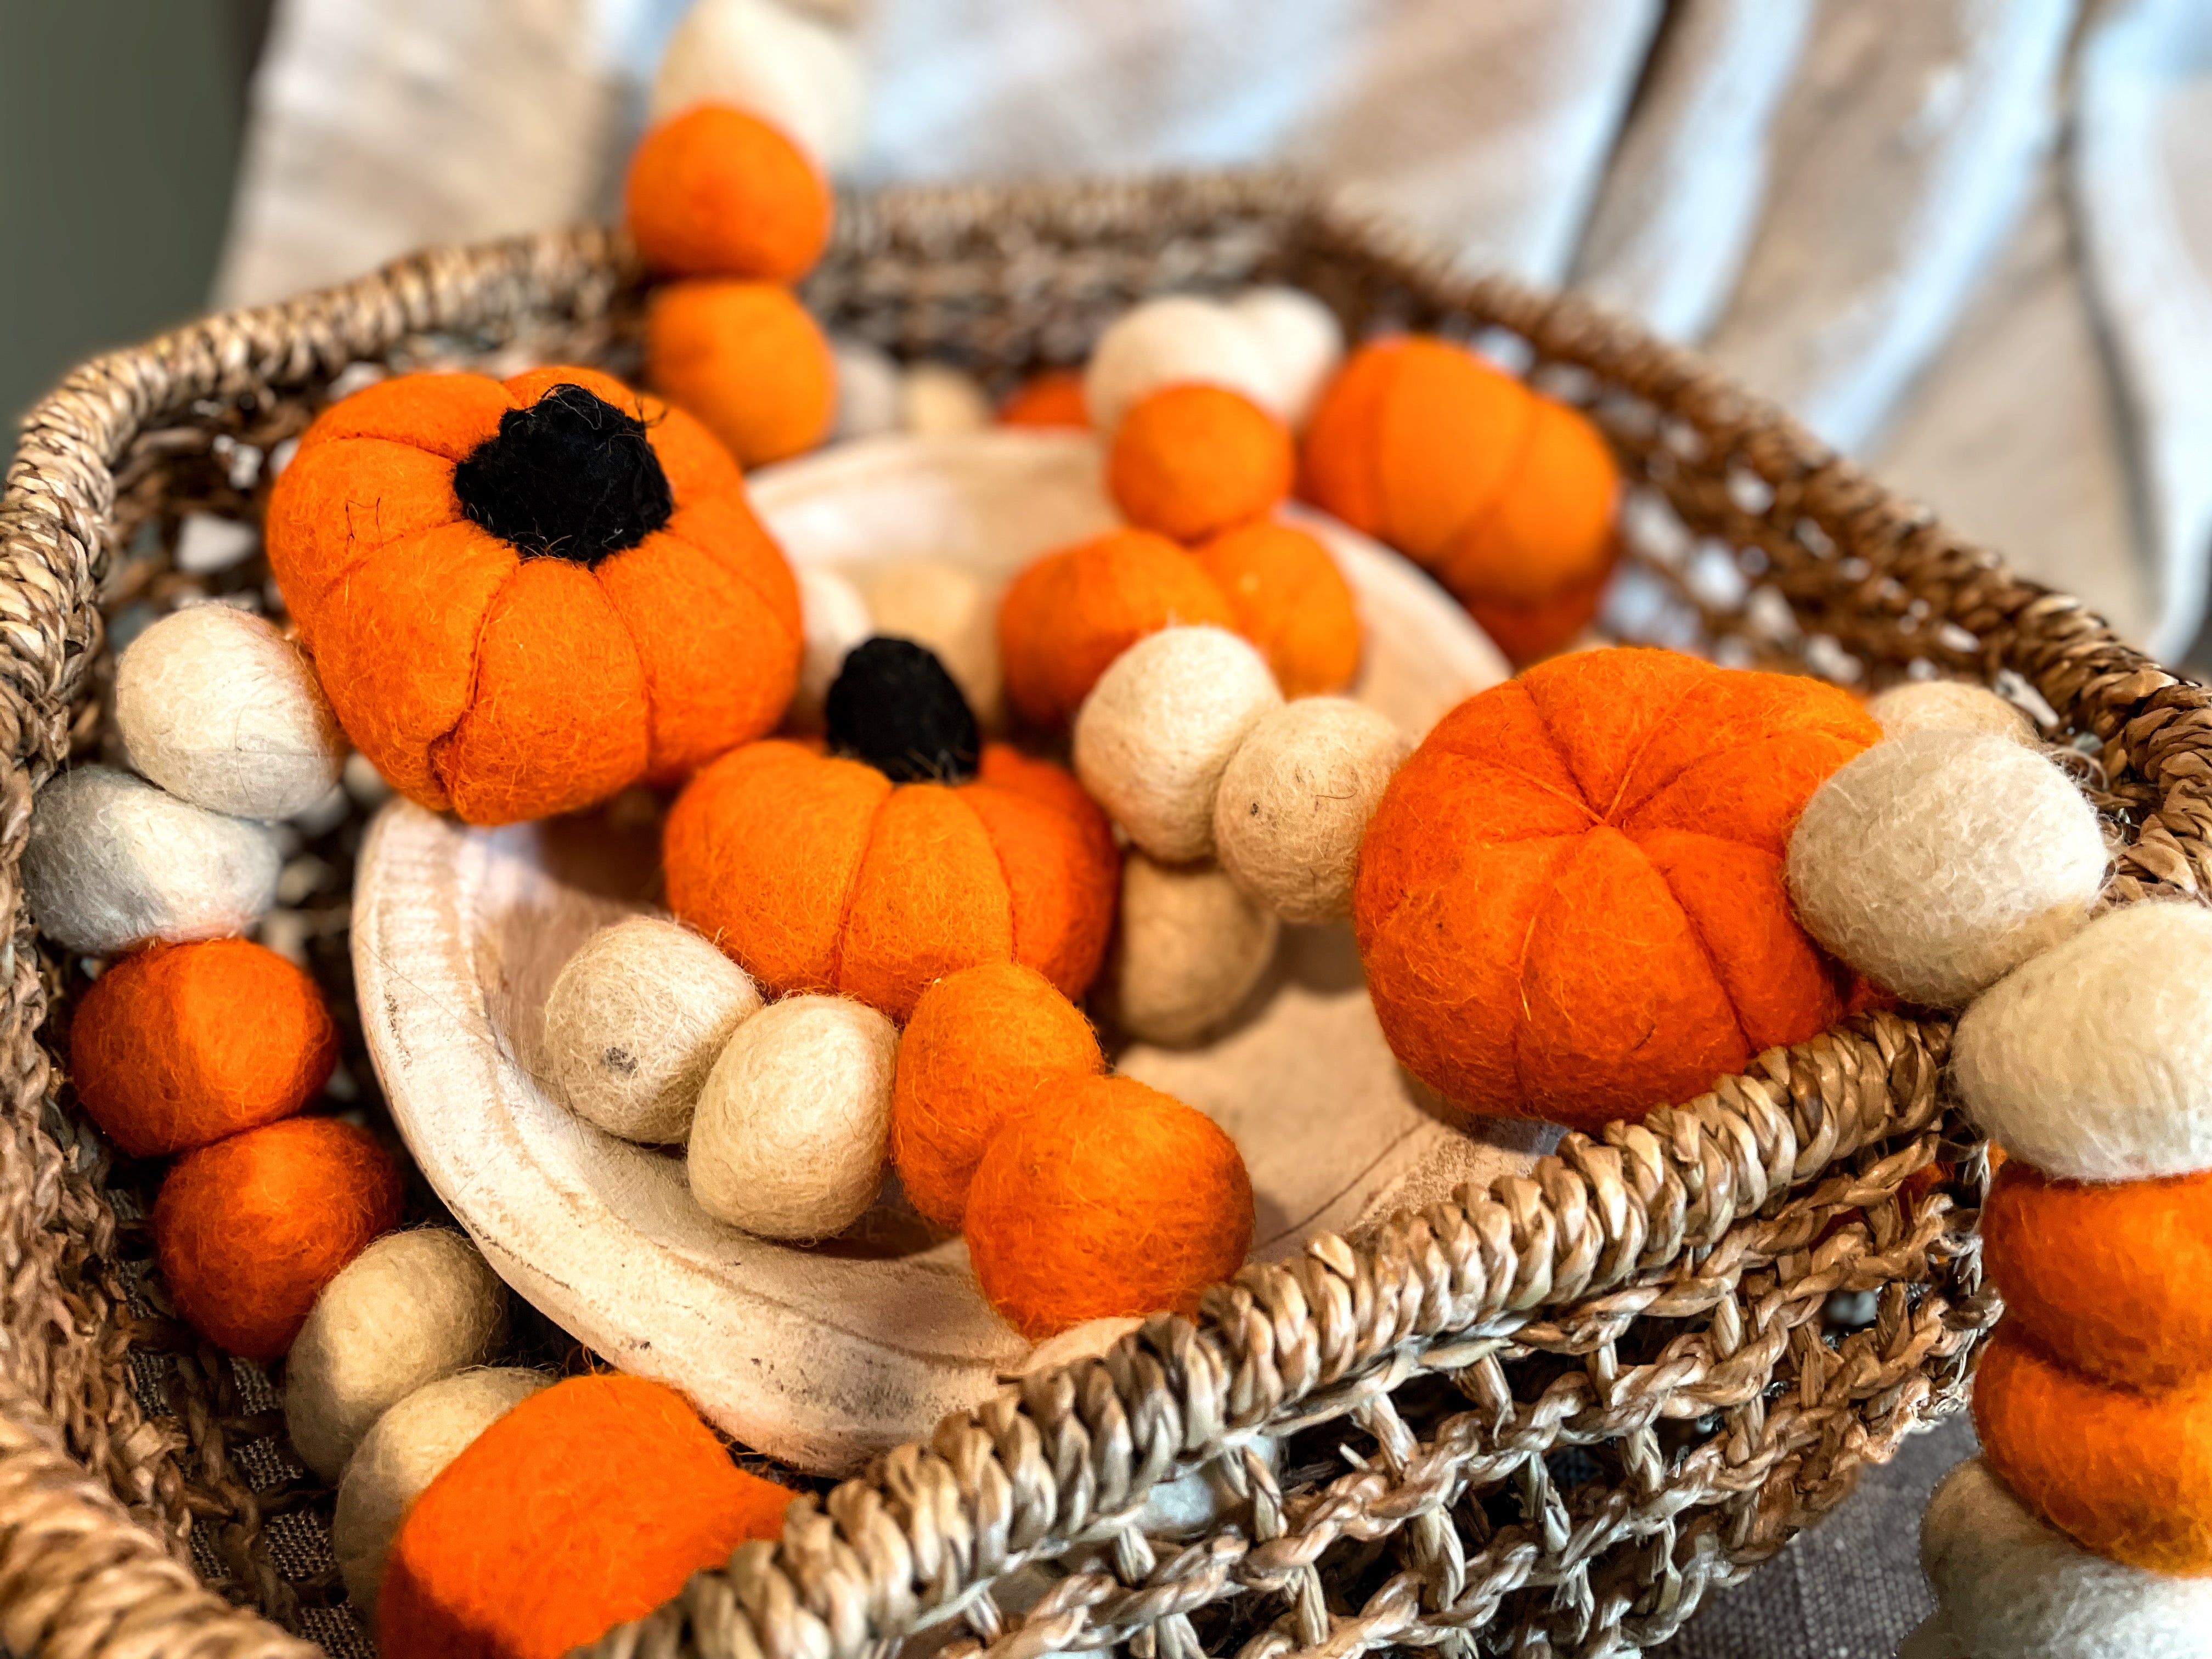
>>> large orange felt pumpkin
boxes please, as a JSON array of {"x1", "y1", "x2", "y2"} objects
[
  {"x1": 1353, "y1": 648, "x2": 1880, "y2": 1127},
  {"x1": 267, "y1": 366, "x2": 802, "y2": 825}
]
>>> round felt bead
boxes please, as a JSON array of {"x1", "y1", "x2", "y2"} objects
[
  {"x1": 862, "y1": 559, "x2": 1003, "y2": 730},
  {"x1": 1214, "y1": 699, "x2": 1406, "y2": 924},
  {"x1": 1786, "y1": 729, "x2": 2106, "y2": 1008},
  {"x1": 900, "y1": 363, "x2": 994, "y2": 436},
  {"x1": 646, "y1": 279, "x2": 836, "y2": 467},
  {"x1": 1229, "y1": 286, "x2": 1344, "y2": 430},
  {"x1": 1953, "y1": 901, "x2": 2212, "y2": 1182},
  {"x1": 790, "y1": 565, "x2": 873, "y2": 730},
  {"x1": 284, "y1": 1228, "x2": 509, "y2": 1482},
  {"x1": 1866, "y1": 680, "x2": 2038, "y2": 744},
  {"x1": 1083, "y1": 297, "x2": 1278, "y2": 435},
  {"x1": 648, "y1": 0, "x2": 866, "y2": 173},
  {"x1": 998, "y1": 369, "x2": 1090, "y2": 430},
  {"x1": 830, "y1": 336, "x2": 904, "y2": 440},
  {"x1": 689, "y1": 993, "x2": 896, "y2": 1240},
  {"x1": 1189, "y1": 520, "x2": 1360, "y2": 698},
  {"x1": 1104, "y1": 851, "x2": 1279, "y2": 1046},
  {"x1": 25, "y1": 765, "x2": 281, "y2": 957},
  {"x1": 1074, "y1": 625, "x2": 1283, "y2": 863},
  {"x1": 114, "y1": 604, "x2": 345, "y2": 820},
  {"x1": 624, "y1": 104, "x2": 831, "y2": 281},
  {"x1": 1107, "y1": 385, "x2": 1294, "y2": 544}
]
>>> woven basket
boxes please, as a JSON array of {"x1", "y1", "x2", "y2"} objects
[{"x1": 0, "y1": 171, "x2": 2197, "y2": 1659}]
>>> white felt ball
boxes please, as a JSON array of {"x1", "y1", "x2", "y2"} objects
[
  {"x1": 900, "y1": 363, "x2": 994, "y2": 436},
  {"x1": 1229, "y1": 286, "x2": 1344, "y2": 430},
  {"x1": 862, "y1": 560, "x2": 1003, "y2": 729},
  {"x1": 333, "y1": 1367, "x2": 549, "y2": 1620},
  {"x1": 648, "y1": 0, "x2": 866, "y2": 173},
  {"x1": 689, "y1": 994, "x2": 895, "y2": 1240},
  {"x1": 1785, "y1": 730, "x2": 2106, "y2": 1007},
  {"x1": 1866, "y1": 680, "x2": 2038, "y2": 744},
  {"x1": 284, "y1": 1229, "x2": 507, "y2": 1483},
  {"x1": 1918, "y1": 1456, "x2": 2212, "y2": 1658},
  {"x1": 24, "y1": 765, "x2": 281, "y2": 956},
  {"x1": 115, "y1": 606, "x2": 345, "y2": 820},
  {"x1": 791, "y1": 565, "x2": 872, "y2": 729},
  {"x1": 1083, "y1": 296, "x2": 1279, "y2": 435},
  {"x1": 544, "y1": 917, "x2": 763, "y2": 1143},
  {"x1": 1213, "y1": 698, "x2": 1406, "y2": 924},
  {"x1": 1105, "y1": 852, "x2": 1279, "y2": 1046},
  {"x1": 830, "y1": 336, "x2": 904, "y2": 441},
  {"x1": 1075, "y1": 626, "x2": 1283, "y2": 864},
  {"x1": 1953, "y1": 900, "x2": 2212, "y2": 1181}
]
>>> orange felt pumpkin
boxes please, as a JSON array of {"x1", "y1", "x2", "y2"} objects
[
  {"x1": 646, "y1": 279, "x2": 836, "y2": 467},
  {"x1": 1353, "y1": 647, "x2": 1879, "y2": 1128},
  {"x1": 624, "y1": 104, "x2": 831, "y2": 283},
  {"x1": 266, "y1": 366, "x2": 802, "y2": 825}
]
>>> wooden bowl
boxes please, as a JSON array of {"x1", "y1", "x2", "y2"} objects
[{"x1": 353, "y1": 431, "x2": 1540, "y2": 1475}]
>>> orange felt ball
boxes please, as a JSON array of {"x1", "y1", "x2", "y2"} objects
[
  {"x1": 71, "y1": 939, "x2": 337, "y2": 1158},
  {"x1": 153, "y1": 1117, "x2": 402, "y2": 1360},
  {"x1": 998, "y1": 370, "x2": 1091, "y2": 429},
  {"x1": 891, "y1": 962, "x2": 1104, "y2": 1231},
  {"x1": 1983, "y1": 1161, "x2": 2212, "y2": 1391},
  {"x1": 624, "y1": 105, "x2": 831, "y2": 283},
  {"x1": 964, "y1": 1075, "x2": 1252, "y2": 1338},
  {"x1": 1975, "y1": 1323, "x2": 2212, "y2": 1576},
  {"x1": 1353, "y1": 647, "x2": 1878, "y2": 1128},
  {"x1": 1108, "y1": 384, "x2": 1294, "y2": 543},
  {"x1": 380, "y1": 1374, "x2": 793, "y2": 1659},
  {"x1": 997, "y1": 529, "x2": 1238, "y2": 729},
  {"x1": 647, "y1": 280, "x2": 836, "y2": 467},
  {"x1": 1189, "y1": 519, "x2": 1359, "y2": 697},
  {"x1": 1458, "y1": 564, "x2": 1611, "y2": 667}
]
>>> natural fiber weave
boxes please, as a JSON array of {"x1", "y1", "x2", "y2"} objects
[{"x1": 0, "y1": 171, "x2": 2195, "y2": 1657}]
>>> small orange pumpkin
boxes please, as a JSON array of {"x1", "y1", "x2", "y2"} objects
[{"x1": 267, "y1": 365, "x2": 802, "y2": 825}]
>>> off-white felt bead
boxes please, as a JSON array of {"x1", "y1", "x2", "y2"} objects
[
  {"x1": 689, "y1": 994, "x2": 895, "y2": 1240},
  {"x1": 648, "y1": 0, "x2": 866, "y2": 173},
  {"x1": 1213, "y1": 699, "x2": 1406, "y2": 924},
  {"x1": 792, "y1": 565, "x2": 872, "y2": 729},
  {"x1": 1229, "y1": 286, "x2": 1344, "y2": 430},
  {"x1": 1785, "y1": 730, "x2": 2106, "y2": 1007},
  {"x1": 115, "y1": 605, "x2": 345, "y2": 821},
  {"x1": 831, "y1": 336, "x2": 904, "y2": 440},
  {"x1": 333, "y1": 1367, "x2": 549, "y2": 1621},
  {"x1": 1083, "y1": 297, "x2": 1279, "y2": 435},
  {"x1": 24, "y1": 765, "x2": 281, "y2": 956},
  {"x1": 862, "y1": 560, "x2": 1003, "y2": 728},
  {"x1": 1104, "y1": 852, "x2": 1279, "y2": 1046},
  {"x1": 284, "y1": 1229, "x2": 508, "y2": 1483},
  {"x1": 900, "y1": 363, "x2": 993, "y2": 436},
  {"x1": 1953, "y1": 900, "x2": 2212, "y2": 1181},
  {"x1": 544, "y1": 917, "x2": 764, "y2": 1143},
  {"x1": 1917, "y1": 1456, "x2": 2212, "y2": 1658},
  {"x1": 1074, "y1": 626, "x2": 1283, "y2": 864},
  {"x1": 1866, "y1": 680, "x2": 2038, "y2": 744}
]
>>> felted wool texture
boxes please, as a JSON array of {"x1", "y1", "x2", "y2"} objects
[
  {"x1": 891, "y1": 962, "x2": 1103, "y2": 1231},
  {"x1": 1953, "y1": 901, "x2": 2212, "y2": 1182},
  {"x1": 1866, "y1": 679, "x2": 2039, "y2": 744},
  {"x1": 1082, "y1": 297, "x2": 1278, "y2": 435},
  {"x1": 1785, "y1": 729, "x2": 2107, "y2": 1008},
  {"x1": 624, "y1": 104, "x2": 831, "y2": 282},
  {"x1": 998, "y1": 369, "x2": 1091, "y2": 430},
  {"x1": 997, "y1": 529, "x2": 1237, "y2": 730},
  {"x1": 114, "y1": 604, "x2": 345, "y2": 820},
  {"x1": 823, "y1": 637, "x2": 981, "y2": 783},
  {"x1": 689, "y1": 993, "x2": 895, "y2": 1240},
  {"x1": 1107, "y1": 385, "x2": 1294, "y2": 545},
  {"x1": 1189, "y1": 520, "x2": 1361, "y2": 699},
  {"x1": 334, "y1": 1367, "x2": 550, "y2": 1623},
  {"x1": 646, "y1": 279, "x2": 835, "y2": 467},
  {"x1": 1103, "y1": 851, "x2": 1280, "y2": 1047},
  {"x1": 1074, "y1": 625, "x2": 1283, "y2": 864},
  {"x1": 1229, "y1": 287, "x2": 1344, "y2": 432},
  {"x1": 965, "y1": 1075, "x2": 1254, "y2": 1338},
  {"x1": 153, "y1": 1116, "x2": 402, "y2": 1361},
  {"x1": 284, "y1": 1228, "x2": 508, "y2": 1483},
  {"x1": 23, "y1": 765, "x2": 281, "y2": 957},
  {"x1": 900, "y1": 363, "x2": 994, "y2": 436},
  {"x1": 861, "y1": 559, "x2": 1003, "y2": 730},
  {"x1": 966, "y1": 744, "x2": 1121, "y2": 1000},
  {"x1": 544, "y1": 917, "x2": 763, "y2": 1145},
  {"x1": 1983, "y1": 1159, "x2": 2212, "y2": 1391},
  {"x1": 70, "y1": 937, "x2": 337, "y2": 1158},
  {"x1": 1976, "y1": 1324, "x2": 2212, "y2": 1576},
  {"x1": 1213, "y1": 699, "x2": 1407, "y2": 925},
  {"x1": 1353, "y1": 648, "x2": 1880, "y2": 1127},
  {"x1": 789, "y1": 564, "x2": 872, "y2": 730},
  {"x1": 380, "y1": 1374, "x2": 793, "y2": 1659},
  {"x1": 647, "y1": 0, "x2": 865, "y2": 174}
]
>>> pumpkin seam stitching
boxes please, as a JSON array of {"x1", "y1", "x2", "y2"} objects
[
  {"x1": 958, "y1": 788, "x2": 1023, "y2": 970},
  {"x1": 425, "y1": 555, "x2": 531, "y2": 809},
  {"x1": 826, "y1": 785, "x2": 894, "y2": 997}
]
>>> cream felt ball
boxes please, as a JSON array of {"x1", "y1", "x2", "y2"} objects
[
  {"x1": 1103, "y1": 851, "x2": 1279, "y2": 1046},
  {"x1": 1918, "y1": 1456, "x2": 2212, "y2": 1659},
  {"x1": 1785, "y1": 729, "x2": 2106, "y2": 1007},
  {"x1": 1214, "y1": 698, "x2": 1406, "y2": 924},
  {"x1": 900, "y1": 363, "x2": 994, "y2": 436},
  {"x1": 1083, "y1": 297, "x2": 1279, "y2": 435},
  {"x1": 1953, "y1": 901, "x2": 2212, "y2": 1181},
  {"x1": 1075, "y1": 625, "x2": 1283, "y2": 864},
  {"x1": 115, "y1": 605, "x2": 345, "y2": 820},
  {"x1": 689, "y1": 993, "x2": 896, "y2": 1239},
  {"x1": 544, "y1": 916, "x2": 764, "y2": 1144},
  {"x1": 284, "y1": 1228, "x2": 508, "y2": 1483},
  {"x1": 791, "y1": 565, "x2": 873, "y2": 729},
  {"x1": 863, "y1": 560, "x2": 1003, "y2": 729},
  {"x1": 1229, "y1": 286, "x2": 1344, "y2": 430},
  {"x1": 332, "y1": 1366, "x2": 550, "y2": 1621},
  {"x1": 831, "y1": 336, "x2": 904, "y2": 441},
  {"x1": 24, "y1": 765, "x2": 281, "y2": 956},
  {"x1": 648, "y1": 0, "x2": 866, "y2": 173},
  {"x1": 1866, "y1": 679, "x2": 2038, "y2": 744}
]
